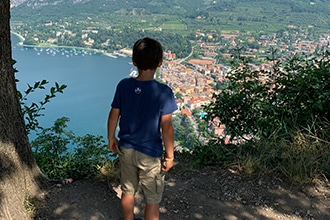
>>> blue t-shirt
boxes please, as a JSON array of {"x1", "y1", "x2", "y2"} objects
[{"x1": 111, "y1": 77, "x2": 178, "y2": 157}]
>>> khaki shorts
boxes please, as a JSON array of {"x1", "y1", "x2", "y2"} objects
[{"x1": 118, "y1": 146, "x2": 165, "y2": 204}]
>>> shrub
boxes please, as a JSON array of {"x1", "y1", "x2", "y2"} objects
[
  {"x1": 16, "y1": 70, "x2": 115, "y2": 180},
  {"x1": 32, "y1": 117, "x2": 115, "y2": 180},
  {"x1": 198, "y1": 49, "x2": 330, "y2": 182}
]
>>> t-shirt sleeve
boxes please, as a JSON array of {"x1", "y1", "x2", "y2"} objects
[
  {"x1": 161, "y1": 87, "x2": 178, "y2": 115},
  {"x1": 111, "y1": 82, "x2": 121, "y2": 109}
]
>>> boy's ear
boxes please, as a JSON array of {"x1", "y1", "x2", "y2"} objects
[
  {"x1": 158, "y1": 60, "x2": 163, "y2": 67},
  {"x1": 133, "y1": 60, "x2": 137, "y2": 67}
]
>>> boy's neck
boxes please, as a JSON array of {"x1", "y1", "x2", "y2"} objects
[{"x1": 136, "y1": 69, "x2": 156, "y2": 81}]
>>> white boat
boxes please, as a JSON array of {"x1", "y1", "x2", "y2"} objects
[{"x1": 104, "y1": 52, "x2": 117, "y2": 58}]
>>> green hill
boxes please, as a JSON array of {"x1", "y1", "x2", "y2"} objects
[
  {"x1": 10, "y1": 0, "x2": 330, "y2": 57},
  {"x1": 11, "y1": 0, "x2": 330, "y2": 32}
]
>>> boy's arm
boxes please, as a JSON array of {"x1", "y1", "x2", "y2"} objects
[
  {"x1": 161, "y1": 113, "x2": 175, "y2": 172},
  {"x1": 107, "y1": 107, "x2": 120, "y2": 154}
]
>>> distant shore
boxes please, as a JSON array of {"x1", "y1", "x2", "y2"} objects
[
  {"x1": 11, "y1": 31, "x2": 25, "y2": 44},
  {"x1": 10, "y1": 31, "x2": 132, "y2": 58}
]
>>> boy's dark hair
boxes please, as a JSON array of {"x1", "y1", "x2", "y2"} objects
[{"x1": 132, "y1": 37, "x2": 163, "y2": 70}]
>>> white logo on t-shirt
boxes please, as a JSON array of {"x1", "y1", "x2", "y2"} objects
[{"x1": 135, "y1": 87, "x2": 141, "y2": 94}]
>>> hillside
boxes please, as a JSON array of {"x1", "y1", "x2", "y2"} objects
[
  {"x1": 9, "y1": 0, "x2": 330, "y2": 58},
  {"x1": 11, "y1": 0, "x2": 330, "y2": 33}
]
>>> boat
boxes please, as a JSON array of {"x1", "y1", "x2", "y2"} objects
[{"x1": 104, "y1": 52, "x2": 117, "y2": 58}]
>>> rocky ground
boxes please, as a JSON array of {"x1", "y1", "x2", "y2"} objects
[{"x1": 35, "y1": 159, "x2": 330, "y2": 220}]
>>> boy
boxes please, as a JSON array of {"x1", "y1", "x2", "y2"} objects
[{"x1": 107, "y1": 37, "x2": 178, "y2": 220}]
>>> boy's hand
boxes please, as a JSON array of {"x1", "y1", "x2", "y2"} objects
[
  {"x1": 161, "y1": 158, "x2": 174, "y2": 172},
  {"x1": 108, "y1": 137, "x2": 119, "y2": 154}
]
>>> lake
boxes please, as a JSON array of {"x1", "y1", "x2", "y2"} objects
[{"x1": 11, "y1": 34, "x2": 133, "y2": 140}]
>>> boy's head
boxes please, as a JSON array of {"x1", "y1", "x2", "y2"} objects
[{"x1": 132, "y1": 37, "x2": 163, "y2": 70}]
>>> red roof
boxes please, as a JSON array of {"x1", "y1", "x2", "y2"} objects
[{"x1": 181, "y1": 109, "x2": 192, "y2": 117}]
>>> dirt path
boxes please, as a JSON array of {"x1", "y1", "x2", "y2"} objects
[{"x1": 36, "y1": 165, "x2": 330, "y2": 220}]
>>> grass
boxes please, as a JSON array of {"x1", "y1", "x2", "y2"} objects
[
  {"x1": 24, "y1": 193, "x2": 40, "y2": 217},
  {"x1": 247, "y1": 126, "x2": 330, "y2": 184},
  {"x1": 95, "y1": 160, "x2": 119, "y2": 183},
  {"x1": 189, "y1": 121, "x2": 330, "y2": 185},
  {"x1": 161, "y1": 21, "x2": 186, "y2": 30}
]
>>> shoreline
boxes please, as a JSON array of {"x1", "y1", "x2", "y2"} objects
[
  {"x1": 10, "y1": 31, "x2": 132, "y2": 58},
  {"x1": 11, "y1": 31, "x2": 25, "y2": 42}
]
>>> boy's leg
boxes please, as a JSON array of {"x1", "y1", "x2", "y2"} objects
[
  {"x1": 121, "y1": 193, "x2": 135, "y2": 220},
  {"x1": 118, "y1": 147, "x2": 139, "y2": 220},
  {"x1": 135, "y1": 152, "x2": 164, "y2": 220},
  {"x1": 144, "y1": 203, "x2": 159, "y2": 220}
]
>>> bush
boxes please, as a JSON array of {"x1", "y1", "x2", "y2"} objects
[
  {"x1": 17, "y1": 73, "x2": 115, "y2": 181},
  {"x1": 32, "y1": 117, "x2": 115, "y2": 180},
  {"x1": 198, "y1": 49, "x2": 330, "y2": 182}
]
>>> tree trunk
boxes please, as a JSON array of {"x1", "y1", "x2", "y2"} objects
[{"x1": 0, "y1": 1, "x2": 47, "y2": 219}]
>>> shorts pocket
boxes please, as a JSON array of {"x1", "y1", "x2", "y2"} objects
[
  {"x1": 155, "y1": 173, "x2": 165, "y2": 194},
  {"x1": 117, "y1": 146, "x2": 124, "y2": 155}
]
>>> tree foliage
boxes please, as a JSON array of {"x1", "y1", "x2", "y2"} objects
[
  {"x1": 205, "y1": 49, "x2": 330, "y2": 141},
  {"x1": 173, "y1": 113, "x2": 201, "y2": 150},
  {"x1": 17, "y1": 73, "x2": 113, "y2": 180},
  {"x1": 32, "y1": 117, "x2": 113, "y2": 180},
  {"x1": 194, "y1": 49, "x2": 330, "y2": 181},
  {"x1": 17, "y1": 76, "x2": 67, "y2": 133}
]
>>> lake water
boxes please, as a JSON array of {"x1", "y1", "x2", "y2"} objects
[{"x1": 11, "y1": 34, "x2": 132, "y2": 140}]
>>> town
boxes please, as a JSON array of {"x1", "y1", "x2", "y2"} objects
[
  {"x1": 157, "y1": 28, "x2": 330, "y2": 137},
  {"x1": 12, "y1": 24, "x2": 330, "y2": 140}
]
